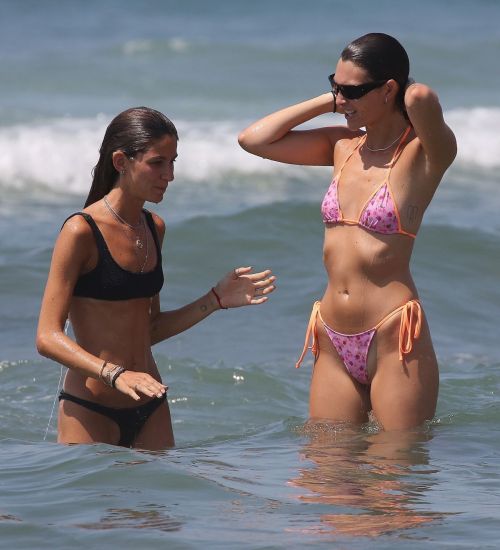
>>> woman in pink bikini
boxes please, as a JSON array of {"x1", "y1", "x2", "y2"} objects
[{"x1": 239, "y1": 33, "x2": 456, "y2": 430}]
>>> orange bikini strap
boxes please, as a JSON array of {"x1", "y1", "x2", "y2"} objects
[
  {"x1": 388, "y1": 126, "x2": 411, "y2": 169},
  {"x1": 295, "y1": 301, "x2": 321, "y2": 369},
  {"x1": 398, "y1": 300, "x2": 422, "y2": 361},
  {"x1": 335, "y1": 134, "x2": 367, "y2": 179},
  {"x1": 373, "y1": 298, "x2": 422, "y2": 361}
]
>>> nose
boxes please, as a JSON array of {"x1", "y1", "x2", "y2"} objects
[
  {"x1": 162, "y1": 164, "x2": 174, "y2": 182},
  {"x1": 335, "y1": 90, "x2": 348, "y2": 103}
]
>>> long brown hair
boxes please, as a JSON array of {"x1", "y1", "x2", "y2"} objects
[{"x1": 85, "y1": 107, "x2": 178, "y2": 207}]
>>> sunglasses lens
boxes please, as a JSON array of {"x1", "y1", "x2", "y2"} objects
[
  {"x1": 328, "y1": 73, "x2": 385, "y2": 100},
  {"x1": 343, "y1": 87, "x2": 365, "y2": 100}
]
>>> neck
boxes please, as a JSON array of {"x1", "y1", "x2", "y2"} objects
[
  {"x1": 364, "y1": 115, "x2": 408, "y2": 152},
  {"x1": 365, "y1": 127, "x2": 407, "y2": 153},
  {"x1": 104, "y1": 189, "x2": 145, "y2": 227}
]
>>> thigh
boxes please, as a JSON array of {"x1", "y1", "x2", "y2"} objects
[
  {"x1": 133, "y1": 400, "x2": 175, "y2": 450},
  {"x1": 309, "y1": 323, "x2": 371, "y2": 424},
  {"x1": 370, "y1": 313, "x2": 439, "y2": 431},
  {"x1": 58, "y1": 399, "x2": 120, "y2": 445}
]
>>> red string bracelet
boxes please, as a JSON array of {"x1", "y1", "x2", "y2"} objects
[{"x1": 211, "y1": 287, "x2": 227, "y2": 309}]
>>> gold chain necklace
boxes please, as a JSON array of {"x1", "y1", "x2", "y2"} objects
[{"x1": 103, "y1": 195, "x2": 149, "y2": 272}]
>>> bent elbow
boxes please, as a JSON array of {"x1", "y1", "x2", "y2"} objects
[
  {"x1": 36, "y1": 331, "x2": 52, "y2": 358},
  {"x1": 406, "y1": 84, "x2": 437, "y2": 109},
  {"x1": 238, "y1": 130, "x2": 251, "y2": 152}
]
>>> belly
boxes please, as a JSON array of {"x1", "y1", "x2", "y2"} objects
[{"x1": 321, "y1": 225, "x2": 417, "y2": 331}]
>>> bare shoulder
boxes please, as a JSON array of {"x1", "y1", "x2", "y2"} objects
[
  {"x1": 50, "y1": 213, "x2": 95, "y2": 273},
  {"x1": 333, "y1": 129, "x2": 365, "y2": 162},
  {"x1": 59, "y1": 213, "x2": 94, "y2": 244},
  {"x1": 324, "y1": 125, "x2": 361, "y2": 146}
]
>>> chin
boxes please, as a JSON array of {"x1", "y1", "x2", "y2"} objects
[
  {"x1": 150, "y1": 190, "x2": 167, "y2": 204},
  {"x1": 149, "y1": 196, "x2": 164, "y2": 204},
  {"x1": 345, "y1": 118, "x2": 363, "y2": 131}
]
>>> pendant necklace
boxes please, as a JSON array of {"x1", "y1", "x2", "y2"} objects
[
  {"x1": 103, "y1": 195, "x2": 149, "y2": 272},
  {"x1": 365, "y1": 128, "x2": 406, "y2": 152}
]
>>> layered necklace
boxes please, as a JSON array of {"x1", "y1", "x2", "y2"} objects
[
  {"x1": 103, "y1": 195, "x2": 149, "y2": 273},
  {"x1": 364, "y1": 128, "x2": 406, "y2": 152}
]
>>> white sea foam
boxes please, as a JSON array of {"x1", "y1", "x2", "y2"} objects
[
  {"x1": 0, "y1": 116, "x2": 298, "y2": 195},
  {"x1": 445, "y1": 107, "x2": 500, "y2": 169},
  {"x1": 0, "y1": 108, "x2": 498, "y2": 195}
]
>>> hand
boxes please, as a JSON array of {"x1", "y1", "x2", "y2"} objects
[
  {"x1": 113, "y1": 370, "x2": 168, "y2": 401},
  {"x1": 214, "y1": 266, "x2": 276, "y2": 308}
]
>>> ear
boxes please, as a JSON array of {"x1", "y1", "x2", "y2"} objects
[
  {"x1": 384, "y1": 79, "x2": 400, "y2": 103},
  {"x1": 112, "y1": 150, "x2": 128, "y2": 174}
]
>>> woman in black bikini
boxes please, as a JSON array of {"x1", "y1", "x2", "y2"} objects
[{"x1": 37, "y1": 107, "x2": 276, "y2": 450}]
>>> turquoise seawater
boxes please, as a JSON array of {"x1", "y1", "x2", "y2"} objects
[{"x1": 1, "y1": 1, "x2": 500, "y2": 547}]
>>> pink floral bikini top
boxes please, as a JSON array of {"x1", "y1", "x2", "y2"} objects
[{"x1": 321, "y1": 126, "x2": 416, "y2": 239}]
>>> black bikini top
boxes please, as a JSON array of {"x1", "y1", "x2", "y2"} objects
[{"x1": 65, "y1": 211, "x2": 164, "y2": 301}]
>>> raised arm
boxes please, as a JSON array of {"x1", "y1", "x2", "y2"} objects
[
  {"x1": 238, "y1": 93, "x2": 355, "y2": 166},
  {"x1": 150, "y1": 267, "x2": 276, "y2": 344},
  {"x1": 405, "y1": 82, "x2": 457, "y2": 175}
]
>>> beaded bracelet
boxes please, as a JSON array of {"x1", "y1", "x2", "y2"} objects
[
  {"x1": 331, "y1": 90, "x2": 337, "y2": 114},
  {"x1": 211, "y1": 287, "x2": 227, "y2": 310}
]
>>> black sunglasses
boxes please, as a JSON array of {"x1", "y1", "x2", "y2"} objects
[{"x1": 328, "y1": 73, "x2": 386, "y2": 100}]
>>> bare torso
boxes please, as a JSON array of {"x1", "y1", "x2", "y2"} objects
[
  {"x1": 320, "y1": 132, "x2": 432, "y2": 329},
  {"x1": 65, "y1": 297, "x2": 160, "y2": 407}
]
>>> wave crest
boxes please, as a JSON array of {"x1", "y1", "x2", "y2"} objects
[{"x1": 0, "y1": 107, "x2": 497, "y2": 195}]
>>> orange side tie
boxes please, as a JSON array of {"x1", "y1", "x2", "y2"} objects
[
  {"x1": 398, "y1": 300, "x2": 422, "y2": 361},
  {"x1": 295, "y1": 301, "x2": 321, "y2": 369}
]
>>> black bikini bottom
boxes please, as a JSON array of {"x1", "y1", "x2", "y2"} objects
[{"x1": 59, "y1": 390, "x2": 167, "y2": 447}]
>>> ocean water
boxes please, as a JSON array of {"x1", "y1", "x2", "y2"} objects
[{"x1": 1, "y1": 1, "x2": 500, "y2": 548}]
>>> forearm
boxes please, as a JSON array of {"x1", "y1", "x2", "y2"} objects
[
  {"x1": 238, "y1": 93, "x2": 334, "y2": 150},
  {"x1": 150, "y1": 289, "x2": 220, "y2": 345},
  {"x1": 36, "y1": 328, "x2": 106, "y2": 380}
]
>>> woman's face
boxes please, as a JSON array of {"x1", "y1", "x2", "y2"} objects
[
  {"x1": 126, "y1": 134, "x2": 178, "y2": 204},
  {"x1": 332, "y1": 59, "x2": 387, "y2": 129}
]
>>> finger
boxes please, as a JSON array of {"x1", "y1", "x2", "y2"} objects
[
  {"x1": 114, "y1": 377, "x2": 141, "y2": 400},
  {"x1": 135, "y1": 382, "x2": 163, "y2": 398},
  {"x1": 233, "y1": 266, "x2": 252, "y2": 278},
  {"x1": 254, "y1": 276, "x2": 276, "y2": 288},
  {"x1": 123, "y1": 386, "x2": 141, "y2": 401},
  {"x1": 250, "y1": 296, "x2": 268, "y2": 305},
  {"x1": 141, "y1": 376, "x2": 168, "y2": 395},
  {"x1": 142, "y1": 378, "x2": 168, "y2": 391},
  {"x1": 151, "y1": 385, "x2": 168, "y2": 397},
  {"x1": 261, "y1": 284, "x2": 276, "y2": 295},
  {"x1": 245, "y1": 270, "x2": 273, "y2": 281}
]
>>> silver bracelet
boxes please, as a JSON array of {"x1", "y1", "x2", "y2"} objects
[
  {"x1": 99, "y1": 360, "x2": 108, "y2": 381},
  {"x1": 101, "y1": 364, "x2": 125, "y2": 387},
  {"x1": 111, "y1": 367, "x2": 126, "y2": 388}
]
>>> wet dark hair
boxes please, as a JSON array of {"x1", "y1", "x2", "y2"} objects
[
  {"x1": 85, "y1": 106, "x2": 178, "y2": 207},
  {"x1": 341, "y1": 33, "x2": 409, "y2": 113}
]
